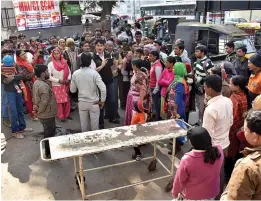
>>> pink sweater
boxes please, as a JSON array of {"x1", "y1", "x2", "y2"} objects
[
  {"x1": 158, "y1": 68, "x2": 174, "y2": 97},
  {"x1": 172, "y1": 145, "x2": 224, "y2": 200}
]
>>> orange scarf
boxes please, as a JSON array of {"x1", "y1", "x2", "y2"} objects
[{"x1": 16, "y1": 55, "x2": 36, "y2": 82}]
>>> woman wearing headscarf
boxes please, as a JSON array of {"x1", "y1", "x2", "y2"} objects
[
  {"x1": 124, "y1": 59, "x2": 149, "y2": 126},
  {"x1": 48, "y1": 47, "x2": 71, "y2": 122},
  {"x1": 16, "y1": 50, "x2": 38, "y2": 121},
  {"x1": 166, "y1": 62, "x2": 189, "y2": 153},
  {"x1": 58, "y1": 39, "x2": 66, "y2": 52}
]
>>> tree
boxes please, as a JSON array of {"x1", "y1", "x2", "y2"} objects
[
  {"x1": 82, "y1": 0, "x2": 119, "y2": 20},
  {"x1": 97, "y1": 1, "x2": 117, "y2": 20}
]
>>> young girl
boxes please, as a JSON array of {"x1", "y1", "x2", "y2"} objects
[
  {"x1": 172, "y1": 127, "x2": 224, "y2": 200},
  {"x1": 225, "y1": 75, "x2": 248, "y2": 180},
  {"x1": 158, "y1": 56, "x2": 175, "y2": 119}
]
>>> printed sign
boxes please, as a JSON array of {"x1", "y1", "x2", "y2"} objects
[
  {"x1": 12, "y1": 0, "x2": 61, "y2": 31},
  {"x1": 64, "y1": 4, "x2": 81, "y2": 16}
]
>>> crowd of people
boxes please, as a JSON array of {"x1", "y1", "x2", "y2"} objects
[{"x1": 1, "y1": 22, "x2": 261, "y2": 200}]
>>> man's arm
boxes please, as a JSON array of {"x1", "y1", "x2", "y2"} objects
[
  {"x1": 95, "y1": 73, "x2": 106, "y2": 103},
  {"x1": 153, "y1": 66, "x2": 162, "y2": 94},
  {"x1": 37, "y1": 87, "x2": 50, "y2": 113},
  {"x1": 202, "y1": 108, "x2": 216, "y2": 138},
  {"x1": 221, "y1": 162, "x2": 257, "y2": 200},
  {"x1": 70, "y1": 73, "x2": 77, "y2": 93}
]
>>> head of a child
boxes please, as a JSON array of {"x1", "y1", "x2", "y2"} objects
[
  {"x1": 134, "y1": 101, "x2": 148, "y2": 113},
  {"x1": 2, "y1": 55, "x2": 14, "y2": 67},
  {"x1": 244, "y1": 110, "x2": 261, "y2": 147},
  {"x1": 229, "y1": 75, "x2": 247, "y2": 93},
  {"x1": 187, "y1": 127, "x2": 221, "y2": 164}
]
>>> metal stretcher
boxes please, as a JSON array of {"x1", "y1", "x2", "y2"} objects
[{"x1": 40, "y1": 119, "x2": 191, "y2": 200}]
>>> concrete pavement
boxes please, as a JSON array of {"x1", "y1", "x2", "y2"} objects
[{"x1": 1, "y1": 107, "x2": 196, "y2": 200}]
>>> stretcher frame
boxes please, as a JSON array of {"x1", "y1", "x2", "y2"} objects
[{"x1": 40, "y1": 119, "x2": 192, "y2": 200}]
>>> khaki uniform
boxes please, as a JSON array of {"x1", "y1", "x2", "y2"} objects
[{"x1": 221, "y1": 146, "x2": 261, "y2": 200}]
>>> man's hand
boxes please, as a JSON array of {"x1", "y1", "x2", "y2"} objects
[
  {"x1": 101, "y1": 59, "x2": 108, "y2": 68},
  {"x1": 99, "y1": 101, "x2": 104, "y2": 109},
  {"x1": 33, "y1": 105, "x2": 38, "y2": 114},
  {"x1": 65, "y1": 80, "x2": 71, "y2": 86},
  {"x1": 3, "y1": 75, "x2": 14, "y2": 84}
]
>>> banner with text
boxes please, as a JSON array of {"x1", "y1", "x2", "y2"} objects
[{"x1": 12, "y1": 0, "x2": 61, "y2": 31}]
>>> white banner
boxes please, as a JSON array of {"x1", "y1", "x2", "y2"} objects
[{"x1": 12, "y1": 0, "x2": 62, "y2": 31}]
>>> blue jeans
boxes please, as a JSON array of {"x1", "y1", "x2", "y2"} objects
[
  {"x1": 6, "y1": 91, "x2": 26, "y2": 133},
  {"x1": 1, "y1": 84, "x2": 9, "y2": 120},
  {"x1": 99, "y1": 81, "x2": 116, "y2": 125},
  {"x1": 151, "y1": 88, "x2": 161, "y2": 121}
]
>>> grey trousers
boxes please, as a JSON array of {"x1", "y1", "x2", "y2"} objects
[
  {"x1": 195, "y1": 93, "x2": 205, "y2": 125},
  {"x1": 78, "y1": 101, "x2": 100, "y2": 132}
]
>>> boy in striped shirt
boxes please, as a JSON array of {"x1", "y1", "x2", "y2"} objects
[{"x1": 194, "y1": 45, "x2": 214, "y2": 125}]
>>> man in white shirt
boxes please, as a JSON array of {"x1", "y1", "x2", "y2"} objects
[
  {"x1": 169, "y1": 38, "x2": 188, "y2": 58},
  {"x1": 203, "y1": 74, "x2": 233, "y2": 199},
  {"x1": 70, "y1": 53, "x2": 106, "y2": 132}
]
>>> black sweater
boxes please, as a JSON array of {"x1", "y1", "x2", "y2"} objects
[{"x1": 93, "y1": 51, "x2": 113, "y2": 83}]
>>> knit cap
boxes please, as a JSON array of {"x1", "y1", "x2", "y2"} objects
[
  {"x1": 249, "y1": 51, "x2": 261, "y2": 67},
  {"x1": 2, "y1": 55, "x2": 14, "y2": 67},
  {"x1": 134, "y1": 101, "x2": 148, "y2": 113},
  {"x1": 66, "y1": 38, "x2": 75, "y2": 46}
]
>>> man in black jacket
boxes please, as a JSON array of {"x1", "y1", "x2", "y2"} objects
[{"x1": 92, "y1": 39, "x2": 120, "y2": 128}]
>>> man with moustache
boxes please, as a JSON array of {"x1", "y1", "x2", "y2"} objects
[{"x1": 33, "y1": 64, "x2": 57, "y2": 158}]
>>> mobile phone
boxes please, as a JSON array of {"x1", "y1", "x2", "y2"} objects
[{"x1": 106, "y1": 58, "x2": 113, "y2": 66}]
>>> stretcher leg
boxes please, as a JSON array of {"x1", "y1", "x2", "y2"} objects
[
  {"x1": 148, "y1": 142, "x2": 157, "y2": 172},
  {"x1": 165, "y1": 137, "x2": 176, "y2": 192},
  {"x1": 79, "y1": 156, "x2": 85, "y2": 200}
]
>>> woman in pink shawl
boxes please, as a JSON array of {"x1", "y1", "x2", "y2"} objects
[{"x1": 48, "y1": 48, "x2": 71, "y2": 122}]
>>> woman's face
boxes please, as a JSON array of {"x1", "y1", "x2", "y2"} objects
[
  {"x1": 60, "y1": 40, "x2": 66, "y2": 47},
  {"x1": 166, "y1": 61, "x2": 173, "y2": 69},
  {"x1": 20, "y1": 43, "x2": 26, "y2": 50},
  {"x1": 53, "y1": 50, "x2": 60, "y2": 60},
  {"x1": 132, "y1": 64, "x2": 138, "y2": 72},
  {"x1": 20, "y1": 52, "x2": 27, "y2": 60},
  {"x1": 229, "y1": 79, "x2": 238, "y2": 92}
]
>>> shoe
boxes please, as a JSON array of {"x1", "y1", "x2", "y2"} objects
[
  {"x1": 67, "y1": 116, "x2": 73, "y2": 120},
  {"x1": 132, "y1": 154, "x2": 142, "y2": 161},
  {"x1": 109, "y1": 119, "x2": 120, "y2": 124},
  {"x1": 116, "y1": 113, "x2": 120, "y2": 119},
  {"x1": 99, "y1": 124, "x2": 105, "y2": 129},
  {"x1": 60, "y1": 119, "x2": 66, "y2": 122},
  {"x1": 19, "y1": 128, "x2": 33, "y2": 133},
  {"x1": 12, "y1": 132, "x2": 24, "y2": 139},
  {"x1": 104, "y1": 115, "x2": 109, "y2": 119},
  {"x1": 3, "y1": 119, "x2": 11, "y2": 128}
]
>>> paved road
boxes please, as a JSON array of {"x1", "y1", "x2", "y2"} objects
[{"x1": 1, "y1": 106, "x2": 198, "y2": 200}]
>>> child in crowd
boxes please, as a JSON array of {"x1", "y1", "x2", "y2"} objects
[
  {"x1": 224, "y1": 75, "x2": 248, "y2": 180},
  {"x1": 131, "y1": 100, "x2": 148, "y2": 161},
  {"x1": 172, "y1": 127, "x2": 224, "y2": 200},
  {"x1": 1, "y1": 55, "x2": 25, "y2": 93}
]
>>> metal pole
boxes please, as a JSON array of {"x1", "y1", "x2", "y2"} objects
[
  {"x1": 171, "y1": 138, "x2": 176, "y2": 176},
  {"x1": 133, "y1": 0, "x2": 136, "y2": 21},
  {"x1": 79, "y1": 156, "x2": 85, "y2": 200}
]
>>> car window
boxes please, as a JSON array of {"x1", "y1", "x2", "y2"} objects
[{"x1": 239, "y1": 18, "x2": 247, "y2": 22}]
